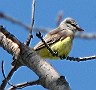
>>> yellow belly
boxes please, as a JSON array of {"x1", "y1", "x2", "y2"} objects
[{"x1": 36, "y1": 37, "x2": 72, "y2": 59}]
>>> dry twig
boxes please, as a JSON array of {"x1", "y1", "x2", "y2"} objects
[
  {"x1": 67, "y1": 55, "x2": 96, "y2": 62},
  {"x1": 9, "y1": 79, "x2": 40, "y2": 90},
  {"x1": 0, "y1": 63, "x2": 19, "y2": 90},
  {"x1": 0, "y1": 12, "x2": 31, "y2": 30},
  {"x1": 24, "y1": 0, "x2": 36, "y2": 46}
]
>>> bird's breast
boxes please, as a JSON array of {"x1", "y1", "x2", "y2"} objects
[
  {"x1": 36, "y1": 37, "x2": 73, "y2": 59},
  {"x1": 51, "y1": 36, "x2": 73, "y2": 57}
]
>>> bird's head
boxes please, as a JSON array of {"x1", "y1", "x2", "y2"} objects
[{"x1": 60, "y1": 18, "x2": 84, "y2": 33}]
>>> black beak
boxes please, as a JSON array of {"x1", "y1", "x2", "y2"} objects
[
  {"x1": 70, "y1": 23, "x2": 84, "y2": 31},
  {"x1": 76, "y1": 25, "x2": 84, "y2": 31}
]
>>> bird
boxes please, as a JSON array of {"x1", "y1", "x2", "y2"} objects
[{"x1": 34, "y1": 18, "x2": 84, "y2": 59}]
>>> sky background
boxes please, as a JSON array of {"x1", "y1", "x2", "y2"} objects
[{"x1": 0, "y1": 0, "x2": 96, "y2": 90}]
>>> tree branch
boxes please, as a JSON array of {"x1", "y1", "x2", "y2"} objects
[
  {"x1": 0, "y1": 12, "x2": 31, "y2": 30},
  {"x1": 1, "y1": 61, "x2": 6, "y2": 79},
  {"x1": 76, "y1": 33, "x2": 96, "y2": 39},
  {"x1": 24, "y1": 0, "x2": 36, "y2": 46},
  {"x1": 8, "y1": 79, "x2": 40, "y2": 90},
  {"x1": 0, "y1": 26, "x2": 70, "y2": 90},
  {"x1": 0, "y1": 64, "x2": 19, "y2": 90},
  {"x1": 66, "y1": 55, "x2": 96, "y2": 62}
]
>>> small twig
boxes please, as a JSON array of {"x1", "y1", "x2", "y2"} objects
[
  {"x1": 1, "y1": 61, "x2": 12, "y2": 90},
  {"x1": 1, "y1": 61, "x2": 13, "y2": 86},
  {"x1": 0, "y1": 65, "x2": 19, "y2": 90},
  {"x1": 66, "y1": 55, "x2": 96, "y2": 62},
  {"x1": 24, "y1": 0, "x2": 36, "y2": 46},
  {"x1": 9, "y1": 79, "x2": 40, "y2": 90},
  {"x1": 0, "y1": 12, "x2": 31, "y2": 30},
  {"x1": 1, "y1": 61, "x2": 6, "y2": 79},
  {"x1": 76, "y1": 33, "x2": 96, "y2": 39},
  {"x1": 36, "y1": 32, "x2": 58, "y2": 56},
  {"x1": 31, "y1": 0, "x2": 36, "y2": 34}
]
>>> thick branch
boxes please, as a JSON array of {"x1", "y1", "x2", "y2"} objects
[
  {"x1": 0, "y1": 26, "x2": 70, "y2": 90},
  {"x1": 20, "y1": 45, "x2": 70, "y2": 90},
  {"x1": 0, "y1": 26, "x2": 21, "y2": 57}
]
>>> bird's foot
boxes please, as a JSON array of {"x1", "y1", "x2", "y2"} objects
[{"x1": 52, "y1": 51, "x2": 58, "y2": 57}]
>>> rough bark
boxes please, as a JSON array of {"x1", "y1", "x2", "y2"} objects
[{"x1": 0, "y1": 26, "x2": 71, "y2": 90}]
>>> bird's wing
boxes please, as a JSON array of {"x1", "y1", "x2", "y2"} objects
[{"x1": 34, "y1": 28, "x2": 69, "y2": 51}]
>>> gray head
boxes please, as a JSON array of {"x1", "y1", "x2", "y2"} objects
[{"x1": 60, "y1": 18, "x2": 84, "y2": 33}]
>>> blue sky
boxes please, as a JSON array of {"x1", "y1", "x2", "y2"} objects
[{"x1": 0, "y1": 0, "x2": 96, "y2": 90}]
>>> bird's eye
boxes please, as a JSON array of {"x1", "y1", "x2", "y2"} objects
[
  {"x1": 71, "y1": 23, "x2": 77, "y2": 27},
  {"x1": 66, "y1": 19, "x2": 77, "y2": 27}
]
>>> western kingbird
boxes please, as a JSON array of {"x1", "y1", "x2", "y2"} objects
[{"x1": 34, "y1": 18, "x2": 84, "y2": 59}]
